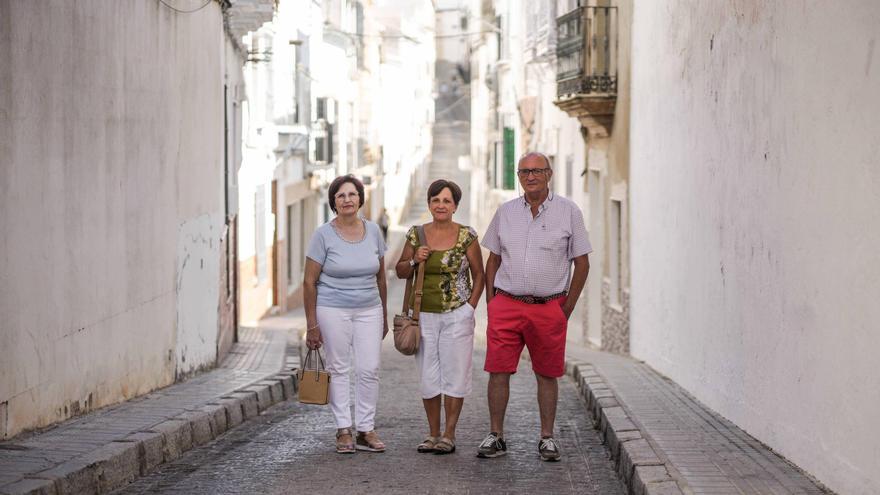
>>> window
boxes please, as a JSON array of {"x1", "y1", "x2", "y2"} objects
[
  {"x1": 286, "y1": 204, "x2": 294, "y2": 283},
  {"x1": 226, "y1": 220, "x2": 235, "y2": 299},
  {"x1": 495, "y1": 15, "x2": 503, "y2": 61},
  {"x1": 610, "y1": 199, "x2": 622, "y2": 306},
  {"x1": 313, "y1": 123, "x2": 333, "y2": 163},
  {"x1": 255, "y1": 186, "x2": 267, "y2": 284},
  {"x1": 287, "y1": 203, "x2": 304, "y2": 287},
  {"x1": 316, "y1": 97, "x2": 327, "y2": 121},
  {"x1": 292, "y1": 43, "x2": 301, "y2": 124},
  {"x1": 355, "y1": 2, "x2": 365, "y2": 68},
  {"x1": 566, "y1": 155, "x2": 574, "y2": 198},
  {"x1": 502, "y1": 127, "x2": 515, "y2": 190}
]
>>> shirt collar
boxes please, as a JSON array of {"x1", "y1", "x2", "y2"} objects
[{"x1": 520, "y1": 191, "x2": 555, "y2": 209}]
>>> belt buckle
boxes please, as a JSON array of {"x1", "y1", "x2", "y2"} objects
[{"x1": 522, "y1": 295, "x2": 537, "y2": 304}]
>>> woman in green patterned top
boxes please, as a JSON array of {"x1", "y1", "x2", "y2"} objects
[{"x1": 395, "y1": 179, "x2": 485, "y2": 455}]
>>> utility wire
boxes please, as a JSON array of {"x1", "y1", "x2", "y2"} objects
[
  {"x1": 435, "y1": 30, "x2": 497, "y2": 39},
  {"x1": 325, "y1": 28, "x2": 496, "y2": 41},
  {"x1": 157, "y1": 0, "x2": 213, "y2": 14}
]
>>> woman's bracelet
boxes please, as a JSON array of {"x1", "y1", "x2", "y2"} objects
[{"x1": 307, "y1": 323, "x2": 320, "y2": 331}]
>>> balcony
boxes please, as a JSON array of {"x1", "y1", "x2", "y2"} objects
[{"x1": 554, "y1": 5, "x2": 618, "y2": 137}]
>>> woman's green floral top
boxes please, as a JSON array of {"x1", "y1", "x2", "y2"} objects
[{"x1": 406, "y1": 224, "x2": 478, "y2": 313}]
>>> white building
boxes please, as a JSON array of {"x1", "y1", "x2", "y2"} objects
[
  {"x1": 237, "y1": 0, "x2": 435, "y2": 322},
  {"x1": 370, "y1": 0, "x2": 436, "y2": 226},
  {"x1": 628, "y1": 3, "x2": 880, "y2": 493},
  {"x1": 0, "y1": 0, "x2": 273, "y2": 439},
  {"x1": 465, "y1": 0, "x2": 594, "y2": 343},
  {"x1": 238, "y1": 0, "x2": 320, "y2": 322}
]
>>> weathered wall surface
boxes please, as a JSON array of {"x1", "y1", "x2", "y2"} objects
[
  {"x1": 629, "y1": 2, "x2": 880, "y2": 493},
  {"x1": 176, "y1": 213, "x2": 224, "y2": 377},
  {"x1": 0, "y1": 1, "x2": 235, "y2": 437}
]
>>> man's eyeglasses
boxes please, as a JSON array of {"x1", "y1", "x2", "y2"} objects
[{"x1": 516, "y1": 168, "x2": 550, "y2": 178}]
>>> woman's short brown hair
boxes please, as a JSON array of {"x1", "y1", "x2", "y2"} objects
[
  {"x1": 426, "y1": 179, "x2": 462, "y2": 206},
  {"x1": 328, "y1": 174, "x2": 365, "y2": 213}
]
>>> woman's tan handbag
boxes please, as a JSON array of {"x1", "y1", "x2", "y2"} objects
[
  {"x1": 393, "y1": 226, "x2": 427, "y2": 356},
  {"x1": 297, "y1": 348, "x2": 330, "y2": 405}
]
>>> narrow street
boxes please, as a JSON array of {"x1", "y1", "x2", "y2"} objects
[
  {"x1": 115, "y1": 118, "x2": 625, "y2": 495},
  {"x1": 116, "y1": 335, "x2": 624, "y2": 494},
  {"x1": 116, "y1": 290, "x2": 625, "y2": 494},
  {"x1": 5, "y1": 2, "x2": 876, "y2": 493}
]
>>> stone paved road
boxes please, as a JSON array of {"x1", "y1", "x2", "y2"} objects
[{"x1": 116, "y1": 342, "x2": 625, "y2": 494}]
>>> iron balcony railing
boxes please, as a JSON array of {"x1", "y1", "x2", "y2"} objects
[{"x1": 556, "y1": 5, "x2": 618, "y2": 97}]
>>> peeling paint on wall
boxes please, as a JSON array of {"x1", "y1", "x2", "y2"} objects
[{"x1": 175, "y1": 213, "x2": 224, "y2": 379}]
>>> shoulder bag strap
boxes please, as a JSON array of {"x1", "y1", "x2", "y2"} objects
[
  {"x1": 400, "y1": 225, "x2": 420, "y2": 314},
  {"x1": 401, "y1": 269, "x2": 414, "y2": 314},
  {"x1": 411, "y1": 225, "x2": 428, "y2": 321}
]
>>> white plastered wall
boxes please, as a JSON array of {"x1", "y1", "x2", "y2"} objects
[
  {"x1": 629, "y1": 2, "x2": 880, "y2": 493},
  {"x1": 0, "y1": 1, "x2": 233, "y2": 436}
]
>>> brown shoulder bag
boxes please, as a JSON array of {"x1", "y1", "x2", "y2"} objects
[{"x1": 393, "y1": 225, "x2": 427, "y2": 356}]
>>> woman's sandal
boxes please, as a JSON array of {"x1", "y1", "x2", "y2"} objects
[
  {"x1": 355, "y1": 430, "x2": 386, "y2": 453},
  {"x1": 335, "y1": 428, "x2": 355, "y2": 454},
  {"x1": 433, "y1": 436, "x2": 456, "y2": 455},
  {"x1": 417, "y1": 436, "x2": 439, "y2": 453}
]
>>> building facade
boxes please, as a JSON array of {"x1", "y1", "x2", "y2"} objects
[
  {"x1": 628, "y1": 3, "x2": 880, "y2": 493},
  {"x1": 237, "y1": 0, "x2": 321, "y2": 323},
  {"x1": 465, "y1": 0, "x2": 629, "y2": 351},
  {"x1": 553, "y1": 0, "x2": 632, "y2": 353},
  {"x1": 236, "y1": 0, "x2": 435, "y2": 323},
  {"x1": 0, "y1": 0, "x2": 272, "y2": 439}
]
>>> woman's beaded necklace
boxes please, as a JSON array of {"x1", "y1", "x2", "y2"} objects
[{"x1": 331, "y1": 217, "x2": 367, "y2": 244}]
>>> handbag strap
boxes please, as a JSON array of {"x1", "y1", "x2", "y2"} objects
[
  {"x1": 410, "y1": 225, "x2": 428, "y2": 322},
  {"x1": 401, "y1": 266, "x2": 414, "y2": 314},
  {"x1": 303, "y1": 348, "x2": 326, "y2": 372},
  {"x1": 400, "y1": 224, "x2": 427, "y2": 315}
]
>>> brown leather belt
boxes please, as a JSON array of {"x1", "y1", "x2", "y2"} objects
[{"x1": 495, "y1": 288, "x2": 567, "y2": 305}]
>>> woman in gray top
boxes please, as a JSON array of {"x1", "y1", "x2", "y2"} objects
[{"x1": 303, "y1": 175, "x2": 389, "y2": 454}]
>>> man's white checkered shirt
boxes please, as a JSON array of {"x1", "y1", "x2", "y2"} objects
[{"x1": 481, "y1": 192, "x2": 592, "y2": 297}]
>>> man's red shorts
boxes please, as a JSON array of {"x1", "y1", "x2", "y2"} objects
[{"x1": 484, "y1": 293, "x2": 568, "y2": 378}]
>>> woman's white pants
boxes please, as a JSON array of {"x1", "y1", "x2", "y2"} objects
[
  {"x1": 316, "y1": 304, "x2": 383, "y2": 431},
  {"x1": 416, "y1": 303, "x2": 475, "y2": 399}
]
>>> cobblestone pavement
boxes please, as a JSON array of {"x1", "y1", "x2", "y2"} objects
[
  {"x1": 116, "y1": 343, "x2": 625, "y2": 495},
  {"x1": 567, "y1": 347, "x2": 830, "y2": 494}
]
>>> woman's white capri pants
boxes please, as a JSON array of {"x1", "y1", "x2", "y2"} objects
[{"x1": 415, "y1": 303, "x2": 475, "y2": 399}]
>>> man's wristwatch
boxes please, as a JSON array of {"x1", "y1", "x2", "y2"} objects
[{"x1": 408, "y1": 259, "x2": 416, "y2": 267}]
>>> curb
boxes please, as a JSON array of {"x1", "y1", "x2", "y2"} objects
[
  {"x1": 0, "y1": 360, "x2": 301, "y2": 495},
  {"x1": 565, "y1": 359, "x2": 684, "y2": 495}
]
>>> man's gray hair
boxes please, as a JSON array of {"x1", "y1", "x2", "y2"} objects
[{"x1": 518, "y1": 152, "x2": 551, "y2": 169}]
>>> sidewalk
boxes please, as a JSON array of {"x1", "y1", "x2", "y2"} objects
[
  {"x1": 0, "y1": 318, "x2": 302, "y2": 495},
  {"x1": 563, "y1": 346, "x2": 832, "y2": 495}
]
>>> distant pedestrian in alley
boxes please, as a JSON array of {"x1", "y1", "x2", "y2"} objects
[
  {"x1": 477, "y1": 152, "x2": 592, "y2": 462},
  {"x1": 395, "y1": 179, "x2": 484, "y2": 455},
  {"x1": 378, "y1": 208, "x2": 390, "y2": 240},
  {"x1": 303, "y1": 174, "x2": 389, "y2": 454}
]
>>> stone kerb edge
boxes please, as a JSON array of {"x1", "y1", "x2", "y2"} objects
[
  {"x1": 565, "y1": 359, "x2": 683, "y2": 495},
  {"x1": 0, "y1": 373, "x2": 297, "y2": 495}
]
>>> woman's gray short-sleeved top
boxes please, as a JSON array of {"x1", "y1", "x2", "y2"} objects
[{"x1": 306, "y1": 219, "x2": 387, "y2": 308}]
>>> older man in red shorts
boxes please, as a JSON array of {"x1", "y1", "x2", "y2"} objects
[{"x1": 476, "y1": 152, "x2": 592, "y2": 462}]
